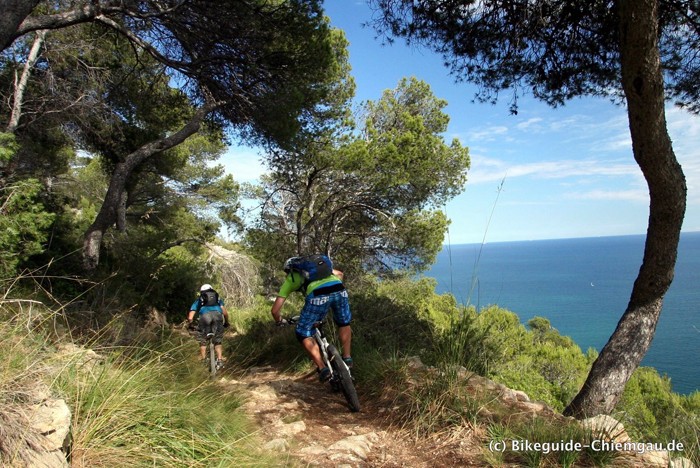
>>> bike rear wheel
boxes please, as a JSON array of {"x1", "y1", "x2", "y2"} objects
[
  {"x1": 208, "y1": 337, "x2": 217, "y2": 378},
  {"x1": 327, "y1": 344, "x2": 360, "y2": 412},
  {"x1": 208, "y1": 342, "x2": 217, "y2": 377}
]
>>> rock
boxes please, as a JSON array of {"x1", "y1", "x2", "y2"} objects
[
  {"x1": 670, "y1": 457, "x2": 696, "y2": 468},
  {"x1": 263, "y1": 438, "x2": 289, "y2": 451},
  {"x1": 299, "y1": 445, "x2": 327, "y2": 456},
  {"x1": 28, "y1": 398, "x2": 72, "y2": 452},
  {"x1": 20, "y1": 397, "x2": 72, "y2": 468},
  {"x1": 144, "y1": 307, "x2": 168, "y2": 328},
  {"x1": 275, "y1": 420, "x2": 306, "y2": 437},
  {"x1": 638, "y1": 450, "x2": 670, "y2": 467},
  {"x1": 55, "y1": 343, "x2": 102, "y2": 370},
  {"x1": 327, "y1": 432, "x2": 379, "y2": 461},
  {"x1": 329, "y1": 452, "x2": 363, "y2": 463},
  {"x1": 513, "y1": 390, "x2": 530, "y2": 402},
  {"x1": 247, "y1": 384, "x2": 278, "y2": 402},
  {"x1": 23, "y1": 449, "x2": 69, "y2": 468},
  {"x1": 444, "y1": 364, "x2": 469, "y2": 378},
  {"x1": 515, "y1": 401, "x2": 546, "y2": 413},
  {"x1": 405, "y1": 356, "x2": 425, "y2": 371},
  {"x1": 580, "y1": 415, "x2": 630, "y2": 444},
  {"x1": 465, "y1": 374, "x2": 500, "y2": 392}
]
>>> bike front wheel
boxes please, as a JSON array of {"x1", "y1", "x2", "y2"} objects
[{"x1": 327, "y1": 344, "x2": 360, "y2": 412}]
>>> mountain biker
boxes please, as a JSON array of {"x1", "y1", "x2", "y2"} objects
[
  {"x1": 187, "y1": 284, "x2": 230, "y2": 367},
  {"x1": 270, "y1": 255, "x2": 353, "y2": 382}
]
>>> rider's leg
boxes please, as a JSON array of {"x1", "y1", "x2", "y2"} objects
[
  {"x1": 338, "y1": 325, "x2": 352, "y2": 358},
  {"x1": 196, "y1": 319, "x2": 208, "y2": 360},
  {"x1": 297, "y1": 295, "x2": 330, "y2": 371},
  {"x1": 301, "y1": 337, "x2": 325, "y2": 369},
  {"x1": 208, "y1": 315, "x2": 225, "y2": 362},
  {"x1": 330, "y1": 290, "x2": 352, "y2": 359}
]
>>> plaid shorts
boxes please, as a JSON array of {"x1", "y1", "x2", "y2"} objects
[{"x1": 295, "y1": 289, "x2": 351, "y2": 339}]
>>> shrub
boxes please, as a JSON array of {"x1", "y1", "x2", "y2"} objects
[
  {"x1": 0, "y1": 179, "x2": 55, "y2": 279},
  {"x1": 617, "y1": 367, "x2": 699, "y2": 465}
]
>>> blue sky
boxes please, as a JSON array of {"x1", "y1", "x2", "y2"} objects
[{"x1": 223, "y1": 1, "x2": 700, "y2": 245}]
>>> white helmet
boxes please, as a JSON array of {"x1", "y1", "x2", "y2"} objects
[{"x1": 200, "y1": 284, "x2": 213, "y2": 292}]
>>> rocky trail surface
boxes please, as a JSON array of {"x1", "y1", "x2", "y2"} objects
[
  {"x1": 219, "y1": 365, "x2": 483, "y2": 467},
  {"x1": 216, "y1": 360, "x2": 696, "y2": 468}
]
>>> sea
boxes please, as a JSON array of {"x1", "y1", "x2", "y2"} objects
[{"x1": 424, "y1": 231, "x2": 700, "y2": 395}]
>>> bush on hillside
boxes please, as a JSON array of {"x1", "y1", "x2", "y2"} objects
[
  {"x1": 350, "y1": 276, "x2": 459, "y2": 356},
  {"x1": 0, "y1": 177, "x2": 55, "y2": 280},
  {"x1": 617, "y1": 367, "x2": 699, "y2": 464},
  {"x1": 458, "y1": 308, "x2": 592, "y2": 410}
]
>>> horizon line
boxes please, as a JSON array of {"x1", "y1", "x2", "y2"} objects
[{"x1": 444, "y1": 229, "x2": 700, "y2": 247}]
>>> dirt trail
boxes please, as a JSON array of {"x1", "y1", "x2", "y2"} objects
[{"x1": 219, "y1": 366, "x2": 483, "y2": 467}]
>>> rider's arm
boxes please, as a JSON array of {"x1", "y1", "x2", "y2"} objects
[
  {"x1": 271, "y1": 273, "x2": 302, "y2": 323},
  {"x1": 270, "y1": 297, "x2": 286, "y2": 323},
  {"x1": 187, "y1": 299, "x2": 198, "y2": 323}
]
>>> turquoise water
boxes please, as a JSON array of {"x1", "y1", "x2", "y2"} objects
[{"x1": 425, "y1": 232, "x2": 700, "y2": 395}]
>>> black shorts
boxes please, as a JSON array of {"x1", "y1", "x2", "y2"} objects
[{"x1": 197, "y1": 312, "x2": 224, "y2": 345}]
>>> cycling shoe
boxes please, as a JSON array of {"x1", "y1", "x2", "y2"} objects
[{"x1": 318, "y1": 367, "x2": 331, "y2": 382}]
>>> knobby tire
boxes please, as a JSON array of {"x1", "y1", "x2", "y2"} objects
[
  {"x1": 327, "y1": 344, "x2": 360, "y2": 412},
  {"x1": 208, "y1": 340, "x2": 217, "y2": 378}
]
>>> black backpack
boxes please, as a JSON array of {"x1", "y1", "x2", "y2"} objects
[{"x1": 197, "y1": 290, "x2": 219, "y2": 311}]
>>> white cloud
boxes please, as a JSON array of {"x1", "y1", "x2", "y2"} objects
[
  {"x1": 468, "y1": 157, "x2": 640, "y2": 184},
  {"x1": 569, "y1": 189, "x2": 649, "y2": 202},
  {"x1": 515, "y1": 117, "x2": 544, "y2": 130},
  {"x1": 665, "y1": 107, "x2": 700, "y2": 209},
  {"x1": 667, "y1": 108, "x2": 700, "y2": 179},
  {"x1": 548, "y1": 116, "x2": 588, "y2": 132},
  {"x1": 220, "y1": 145, "x2": 266, "y2": 182},
  {"x1": 466, "y1": 125, "x2": 509, "y2": 142}
]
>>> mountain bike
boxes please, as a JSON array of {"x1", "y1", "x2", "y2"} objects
[
  {"x1": 287, "y1": 316, "x2": 360, "y2": 412},
  {"x1": 203, "y1": 331, "x2": 223, "y2": 378},
  {"x1": 188, "y1": 320, "x2": 222, "y2": 378}
]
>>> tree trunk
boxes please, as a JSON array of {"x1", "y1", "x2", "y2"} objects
[
  {"x1": 116, "y1": 188, "x2": 128, "y2": 231},
  {"x1": 7, "y1": 29, "x2": 45, "y2": 133},
  {"x1": 82, "y1": 101, "x2": 219, "y2": 270},
  {"x1": 564, "y1": 0, "x2": 687, "y2": 418},
  {"x1": 0, "y1": 0, "x2": 40, "y2": 51}
]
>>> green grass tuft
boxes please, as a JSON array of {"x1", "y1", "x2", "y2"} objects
[{"x1": 0, "y1": 301, "x2": 283, "y2": 467}]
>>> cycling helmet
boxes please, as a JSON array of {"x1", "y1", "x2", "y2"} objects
[
  {"x1": 200, "y1": 283, "x2": 213, "y2": 292},
  {"x1": 283, "y1": 257, "x2": 300, "y2": 273}
]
